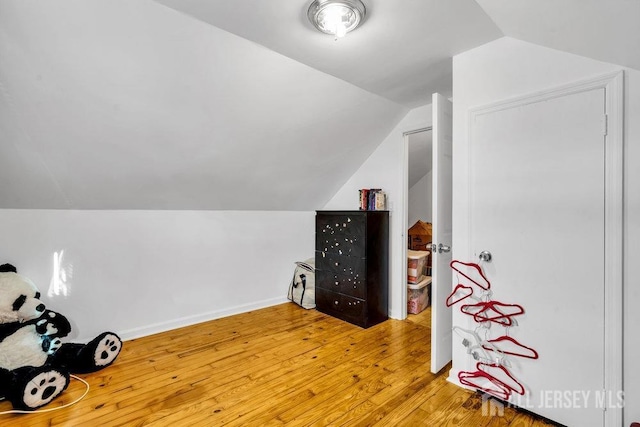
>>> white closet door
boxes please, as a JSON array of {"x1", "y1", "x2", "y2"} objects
[
  {"x1": 431, "y1": 93, "x2": 453, "y2": 373},
  {"x1": 469, "y1": 87, "x2": 606, "y2": 426}
]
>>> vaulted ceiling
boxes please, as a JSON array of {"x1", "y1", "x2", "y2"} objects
[{"x1": 0, "y1": 1, "x2": 637, "y2": 210}]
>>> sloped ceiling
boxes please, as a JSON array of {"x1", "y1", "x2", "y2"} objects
[
  {"x1": 1, "y1": 1, "x2": 637, "y2": 211},
  {"x1": 476, "y1": 0, "x2": 640, "y2": 71},
  {"x1": 153, "y1": 0, "x2": 503, "y2": 108},
  {"x1": 0, "y1": 0, "x2": 502, "y2": 211},
  {"x1": 0, "y1": 1, "x2": 408, "y2": 210}
]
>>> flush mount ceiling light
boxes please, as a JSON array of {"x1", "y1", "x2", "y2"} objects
[{"x1": 307, "y1": 0, "x2": 366, "y2": 39}]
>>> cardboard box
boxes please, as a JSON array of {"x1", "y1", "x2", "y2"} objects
[{"x1": 408, "y1": 220, "x2": 432, "y2": 252}]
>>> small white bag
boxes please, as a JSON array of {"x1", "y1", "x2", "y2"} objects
[{"x1": 287, "y1": 258, "x2": 316, "y2": 309}]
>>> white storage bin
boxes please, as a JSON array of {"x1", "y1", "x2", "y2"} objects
[{"x1": 407, "y1": 249, "x2": 429, "y2": 284}]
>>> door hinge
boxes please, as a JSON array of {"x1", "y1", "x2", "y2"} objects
[{"x1": 602, "y1": 114, "x2": 608, "y2": 136}]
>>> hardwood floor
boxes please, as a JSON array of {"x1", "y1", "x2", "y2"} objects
[{"x1": 0, "y1": 303, "x2": 557, "y2": 426}]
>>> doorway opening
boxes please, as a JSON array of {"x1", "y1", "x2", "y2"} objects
[
  {"x1": 403, "y1": 127, "x2": 434, "y2": 334},
  {"x1": 404, "y1": 127, "x2": 433, "y2": 319}
]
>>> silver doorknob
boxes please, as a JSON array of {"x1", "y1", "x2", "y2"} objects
[
  {"x1": 427, "y1": 243, "x2": 436, "y2": 252},
  {"x1": 438, "y1": 243, "x2": 451, "y2": 253}
]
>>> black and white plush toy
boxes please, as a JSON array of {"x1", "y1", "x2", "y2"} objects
[{"x1": 0, "y1": 263, "x2": 122, "y2": 410}]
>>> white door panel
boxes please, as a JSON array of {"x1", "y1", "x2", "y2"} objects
[
  {"x1": 431, "y1": 93, "x2": 453, "y2": 373},
  {"x1": 469, "y1": 88, "x2": 605, "y2": 426}
]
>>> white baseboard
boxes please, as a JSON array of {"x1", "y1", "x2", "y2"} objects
[
  {"x1": 447, "y1": 367, "x2": 465, "y2": 388},
  {"x1": 117, "y1": 296, "x2": 289, "y2": 342},
  {"x1": 388, "y1": 308, "x2": 404, "y2": 320}
]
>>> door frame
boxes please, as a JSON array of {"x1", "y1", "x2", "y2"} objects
[
  {"x1": 464, "y1": 70, "x2": 623, "y2": 426},
  {"x1": 401, "y1": 126, "x2": 432, "y2": 320}
]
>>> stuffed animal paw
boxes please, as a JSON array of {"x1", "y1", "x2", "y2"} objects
[
  {"x1": 1, "y1": 365, "x2": 70, "y2": 411},
  {"x1": 50, "y1": 332, "x2": 122, "y2": 374}
]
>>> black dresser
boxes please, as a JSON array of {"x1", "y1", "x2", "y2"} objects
[{"x1": 315, "y1": 210, "x2": 389, "y2": 328}]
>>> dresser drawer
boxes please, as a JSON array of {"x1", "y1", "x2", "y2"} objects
[
  {"x1": 315, "y1": 251, "x2": 365, "y2": 276},
  {"x1": 316, "y1": 214, "x2": 365, "y2": 257},
  {"x1": 315, "y1": 288, "x2": 366, "y2": 325},
  {"x1": 315, "y1": 268, "x2": 366, "y2": 299}
]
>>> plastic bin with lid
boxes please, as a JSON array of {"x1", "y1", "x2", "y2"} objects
[
  {"x1": 407, "y1": 249, "x2": 429, "y2": 284},
  {"x1": 407, "y1": 276, "x2": 432, "y2": 314}
]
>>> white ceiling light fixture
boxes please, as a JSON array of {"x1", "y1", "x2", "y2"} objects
[{"x1": 307, "y1": 0, "x2": 366, "y2": 40}]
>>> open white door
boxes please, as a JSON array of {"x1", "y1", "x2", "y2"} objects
[{"x1": 430, "y1": 93, "x2": 453, "y2": 373}]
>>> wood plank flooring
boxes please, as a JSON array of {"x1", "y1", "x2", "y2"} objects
[{"x1": 0, "y1": 303, "x2": 558, "y2": 426}]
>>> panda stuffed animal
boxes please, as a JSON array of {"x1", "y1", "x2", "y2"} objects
[{"x1": 0, "y1": 263, "x2": 122, "y2": 410}]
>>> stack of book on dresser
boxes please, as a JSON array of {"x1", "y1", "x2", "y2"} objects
[{"x1": 359, "y1": 189, "x2": 386, "y2": 210}]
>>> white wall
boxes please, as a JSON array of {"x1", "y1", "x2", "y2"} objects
[
  {"x1": 0, "y1": 210, "x2": 314, "y2": 342},
  {"x1": 408, "y1": 171, "x2": 433, "y2": 227},
  {"x1": 451, "y1": 37, "x2": 640, "y2": 426},
  {"x1": 324, "y1": 104, "x2": 432, "y2": 319}
]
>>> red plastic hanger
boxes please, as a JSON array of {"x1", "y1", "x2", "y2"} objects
[
  {"x1": 457, "y1": 370, "x2": 511, "y2": 400},
  {"x1": 477, "y1": 362, "x2": 525, "y2": 396},
  {"x1": 472, "y1": 301, "x2": 524, "y2": 322},
  {"x1": 482, "y1": 336, "x2": 539, "y2": 360},
  {"x1": 460, "y1": 302, "x2": 514, "y2": 326},
  {"x1": 446, "y1": 284, "x2": 475, "y2": 307},
  {"x1": 461, "y1": 300, "x2": 524, "y2": 325},
  {"x1": 450, "y1": 260, "x2": 491, "y2": 290}
]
